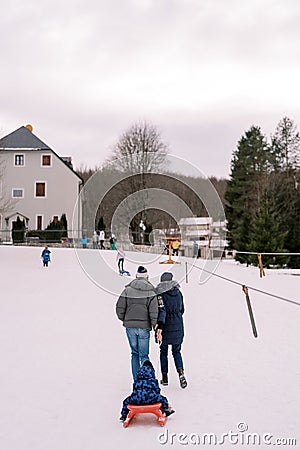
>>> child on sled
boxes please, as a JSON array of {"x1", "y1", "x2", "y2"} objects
[{"x1": 119, "y1": 360, "x2": 175, "y2": 421}]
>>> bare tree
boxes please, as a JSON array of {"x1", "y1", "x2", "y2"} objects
[
  {"x1": 108, "y1": 121, "x2": 168, "y2": 174},
  {"x1": 0, "y1": 154, "x2": 16, "y2": 239},
  {"x1": 106, "y1": 121, "x2": 168, "y2": 243}
]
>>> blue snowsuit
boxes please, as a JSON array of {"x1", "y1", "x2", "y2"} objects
[
  {"x1": 41, "y1": 248, "x2": 51, "y2": 267},
  {"x1": 121, "y1": 363, "x2": 169, "y2": 417}
]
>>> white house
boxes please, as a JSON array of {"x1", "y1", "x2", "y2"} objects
[
  {"x1": 178, "y1": 217, "x2": 213, "y2": 258},
  {"x1": 0, "y1": 125, "x2": 83, "y2": 242},
  {"x1": 178, "y1": 217, "x2": 228, "y2": 258}
]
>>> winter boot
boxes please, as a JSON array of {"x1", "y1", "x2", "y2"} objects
[
  {"x1": 178, "y1": 368, "x2": 187, "y2": 389},
  {"x1": 164, "y1": 407, "x2": 175, "y2": 417},
  {"x1": 160, "y1": 373, "x2": 168, "y2": 386}
]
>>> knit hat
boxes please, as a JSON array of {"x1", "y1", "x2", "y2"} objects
[
  {"x1": 160, "y1": 272, "x2": 173, "y2": 282},
  {"x1": 143, "y1": 360, "x2": 153, "y2": 368},
  {"x1": 136, "y1": 265, "x2": 148, "y2": 278}
]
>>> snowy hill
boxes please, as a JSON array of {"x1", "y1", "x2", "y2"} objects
[{"x1": 0, "y1": 246, "x2": 299, "y2": 449}]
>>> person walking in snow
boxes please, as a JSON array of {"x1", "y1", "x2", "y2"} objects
[
  {"x1": 119, "y1": 360, "x2": 175, "y2": 422},
  {"x1": 109, "y1": 234, "x2": 116, "y2": 250},
  {"x1": 193, "y1": 240, "x2": 198, "y2": 258},
  {"x1": 156, "y1": 272, "x2": 187, "y2": 389},
  {"x1": 172, "y1": 239, "x2": 180, "y2": 256},
  {"x1": 99, "y1": 230, "x2": 105, "y2": 249},
  {"x1": 41, "y1": 246, "x2": 51, "y2": 267},
  {"x1": 116, "y1": 248, "x2": 125, "y2": 273},
  {"x1": 92, "y1": 231, "x2": 99, "y2": 249},
  {"x1": 116, "y1": 266, "x2": 158, "y2": 381},
  {"x1": 81, "y1": 236, "x2": 88, "y2": 248}
]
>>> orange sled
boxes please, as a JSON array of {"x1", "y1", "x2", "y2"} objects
[{"x1": 123, "y1": 402, "x2": 167, "y2": 428}]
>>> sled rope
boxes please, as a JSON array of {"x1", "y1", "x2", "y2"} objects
[{"x1": 187, "y1": 261, "x2": 300, "y2": 307}]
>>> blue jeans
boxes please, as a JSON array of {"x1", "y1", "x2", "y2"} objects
[
  {"x1": 160, "y1": 343, "x2": 183, "y2": 374},
  {"x1": 126, "y1": 328, "x2": 150, "y2": 381}
]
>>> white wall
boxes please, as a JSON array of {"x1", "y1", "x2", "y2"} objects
[{"x1": 0, "y1": 150, "x2": 82, "y2": 237}]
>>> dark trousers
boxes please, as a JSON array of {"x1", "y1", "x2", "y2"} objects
[
  {"x1": 118, "y1": 258, "x2": 124, "y2": 272},
  {"x1": 160, "y1": 342, "x2": 183, "y2": 374}
]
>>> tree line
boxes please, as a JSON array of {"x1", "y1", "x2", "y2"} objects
[
  {"x1": 77, "y1": 118, "x2": 299, "y2": 267},
  {"x1": 76, "y1": 121, "x2": 226, "y2": 244},
  {"x1": 225, "y1": 117, "x2": 300, "y2": 268}
]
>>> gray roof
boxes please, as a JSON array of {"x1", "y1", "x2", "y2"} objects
[
  {"x1": 0, "y1": 126, "x2": 50, "y2": 150},
  {"x1": 0, "y1": 126, "x2": 83, "y2": 182}
]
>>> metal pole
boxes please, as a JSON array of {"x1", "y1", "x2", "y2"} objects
[{"x1": 242, "y1": 285, "x2": 258, "y2": 338}]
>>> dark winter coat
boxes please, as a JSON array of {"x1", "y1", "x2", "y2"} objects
[
  {"x1": 156, "y1": 280, "x2": 184, "y2": 345},
  {"x1": 116, "y1": 278, "x2": 158, "y2": 330},
  {"x1": 121, "y1": 363, "x2": 169, "y2": 416},
  {"x1": 41, "y1": 249, "x2": 51, "y2": 263}
]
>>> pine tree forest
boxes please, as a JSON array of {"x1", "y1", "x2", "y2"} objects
[{"x1": 225, "y1": 117, "x2": 300, "y2": 268}]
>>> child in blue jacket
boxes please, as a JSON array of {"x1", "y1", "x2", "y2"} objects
[
  {"x1": 41, "y1": 246, "x2": 51, "y2": 267},
  {"x1": 119, "y1": 360, "x2": 175, "y2": 421}
]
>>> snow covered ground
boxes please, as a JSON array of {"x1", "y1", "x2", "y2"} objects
[{"x1": 0, "y1": 246, "x2": 299, "y2": 450}]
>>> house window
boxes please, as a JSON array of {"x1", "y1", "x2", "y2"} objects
[
  {"x1": 12, "y1": 188, "x2": 24, "y2": 198},
  {"x1": 37, "y1": 216, "x2": 43, "y2": 230},
  {"x1": 14, "y1": 154, "x2": 25, "y2": 166},
  {"x1": 35, "y1": 182, "x2": 46, "y2": 197},
  {"x1": 42, "y1": 155, "x2": 51, "y2": 166}
]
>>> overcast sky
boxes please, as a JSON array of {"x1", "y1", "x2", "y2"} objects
[{"x1": 1, "y1": 0, "x2": 300, "y2": 178}]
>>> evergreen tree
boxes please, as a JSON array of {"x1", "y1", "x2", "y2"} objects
[
  {"x1": 247, "y1": 194, "x2": 288, "y2": 267},
  {"x1": 271, "y1": 117, "x2": 300, "y2": 174},
  {"x1": 225, "y1": 126, "x2": 272, "y2": 263},
  {"x1": 12, "y1": 216, "x2": 26, "y2": 243},
  {"x1": 271, "y1": 118, "x2": 300, "y2": 267},
  {"x1": 60, "y1": 214, "x2": 68, "y2": 233},
  {"x1": 45, "y1": 214, "x2": 68, "y2": 242}
]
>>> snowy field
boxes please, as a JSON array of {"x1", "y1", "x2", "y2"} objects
[{"x1": 0, "y1": 246, "x2": 299, "y2": 450}]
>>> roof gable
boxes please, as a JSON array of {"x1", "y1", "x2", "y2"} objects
[{"x1": 0, "y1": 126, "x2": 50, "y2": 150}]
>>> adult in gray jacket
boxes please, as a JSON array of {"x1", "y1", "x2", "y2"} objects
[{"x1": 116, "y1": 265, "x2": 158, "y2": 381}]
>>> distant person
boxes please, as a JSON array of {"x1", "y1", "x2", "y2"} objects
[
  {"x1": 99, "y1": 230, "x2": 105, "y2": 249},
  {"x1": 193, "y1": 240, "x2": 198, "y2": 258},
  {"x1": 92, "y1": 231, "x2": 99, "y2": 249},
  {"x1": 41, "y1": 246, "x2": 51, "y2": 267},
  {"x1": 110, "y1": 234, "x2": 116, "y2": 250},
  {"x1": 116, "y1": 266, "x2": 158, "y2": 381},
  {"x1": 119, "y1": 360, "x2": 175, "y2": 422},
  {"x1": 172, "y1": 239, "x2": 180, "y2": 256},
  {"x1": 116, "y1": 248, "x2": 125, "y2": 273},
  {"x1": 81, "y1": 236, "x2": 88, "y2": 249},
  {"x1": 156, "y1": 272, "x2": 187, "y2": 389}
]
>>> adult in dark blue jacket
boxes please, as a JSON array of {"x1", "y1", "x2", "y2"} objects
[
  {"x1": 156, "y1": 272, "x2": 187, "y2": 389},
  {"x1": 120, "y1": 360, "x2": 174, "y2": 421}
]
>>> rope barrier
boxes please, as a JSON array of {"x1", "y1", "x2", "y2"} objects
[
  {"x1": 187, "y1": 261, "x2": 300, "y2": 307},
  {"x1": 235, "y1": 251, "x2": 300, "y2": 256}
]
